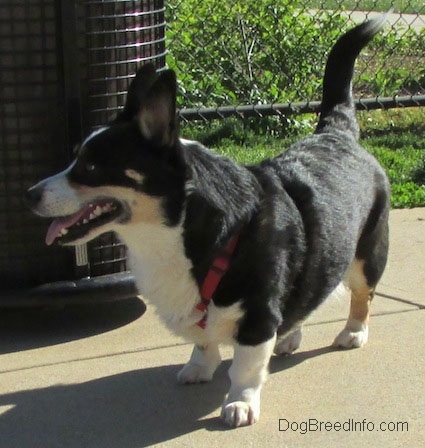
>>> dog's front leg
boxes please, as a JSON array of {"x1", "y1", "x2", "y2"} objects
[
  {"x1": 221, "y1": 334, "x2": 276, "y2": 427},
  {"x1": 177, "y1": 343, "x2": 221, "y2": 384}
]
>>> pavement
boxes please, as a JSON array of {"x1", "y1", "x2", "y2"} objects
[
  {"x1": 0, "y1": 207, "x2": 424, "y2": 448},
  {"x1": 345, "y1": 10, "x2": 425, "y2": 32}
]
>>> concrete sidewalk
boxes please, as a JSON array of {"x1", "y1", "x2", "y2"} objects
[
  {"x1": 0, "y1": 208, "x2": 424, "y2": 448},
  {"x1": 348, "y1": 10, "x2": 425, "y2": 32}
]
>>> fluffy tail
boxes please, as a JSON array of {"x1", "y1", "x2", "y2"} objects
[{"x1": 315, "y1": 14, "x2": 388, "y2": 137}]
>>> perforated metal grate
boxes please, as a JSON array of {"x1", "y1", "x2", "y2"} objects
[
  {"x1": 0, "y1": 0, "x2": 74, "y2": 289},
  {"x1": 81, "y1": 0, "x2": 166, "y2": 277},
  {"x1": 84, "y1": 0, "x2": 166, "y2": 126},
  {"x1": 0, "y1": 0, "x2": 165, "y2": 295}
]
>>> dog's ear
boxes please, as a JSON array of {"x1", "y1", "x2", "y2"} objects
[
  {"x1": 116, "y1": 64, "x2": 158, "y2": 122},
  {"x1": 137, "y1": 70, "x2": 177, "y2": 148}
]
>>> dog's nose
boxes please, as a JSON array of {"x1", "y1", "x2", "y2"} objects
[{"x1": 25, "y1": 185, "x2": 43, "y2": 208}]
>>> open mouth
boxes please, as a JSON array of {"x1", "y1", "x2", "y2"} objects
[{"x1": 45, "y1": 199, "x2": 123, "y2": 246}]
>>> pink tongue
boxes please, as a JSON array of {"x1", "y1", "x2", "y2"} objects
[{"x1": 45, "y1": 204, "x2": 94, "y2": 246}]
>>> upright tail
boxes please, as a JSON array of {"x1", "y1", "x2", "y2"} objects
[{"x1": 315, "y1": 13, "x2": 388, "y2": 136}]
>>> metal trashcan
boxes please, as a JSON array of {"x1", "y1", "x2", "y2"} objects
[{"x1": 0, "y1": 0, "x2": 165, "y2": 306}]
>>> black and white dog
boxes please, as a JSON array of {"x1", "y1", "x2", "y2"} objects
[{"x1": 26, "y1": 17, "x2": 390, "y2": 427}]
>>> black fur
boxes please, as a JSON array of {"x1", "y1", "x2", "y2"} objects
[
  {"x1": 178, "y1": 19, "x2": 390, "y2": 345},
  {"x1": 25, "y1": 17, "x2": 392, "y2": 428},
  {"x1": 27, "y1": 18, "x2": 390, "y2": 349}
]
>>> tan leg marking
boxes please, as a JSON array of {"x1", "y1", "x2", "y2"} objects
[
  {"x1": 349, "y1": 287, "x2": 373, "y2": 324},
  {"x1": 333, "y1": 259, "x2": 374, "y2": 349},
  {"x1": 347, "y1": 259, "x2": 374, "y2": 325}
]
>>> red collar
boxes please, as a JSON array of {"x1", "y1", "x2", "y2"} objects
[{"x1": 195, "y1": 235, "x2": 239, "y2": 329}]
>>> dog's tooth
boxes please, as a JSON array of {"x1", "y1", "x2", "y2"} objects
[
  {"x1": 89, "y1": 213, "x2": 96, "y2": 220},
  {"x1": 94, "y1": 206, "x2": 102, "y2": 216},
  {"x1": 83, "y1": 219, "x2": 89, "y2": 224},
  {"x1": 61, "y1": 228, "x2": 68, "y2": 236}
]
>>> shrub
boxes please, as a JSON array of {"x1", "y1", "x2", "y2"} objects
[
  {"x1": 166, "y1": 1, "x2": 346, "y2": 108},
  {"x1": 166, "y1": 1, "x2": 425, "y2": 109}
]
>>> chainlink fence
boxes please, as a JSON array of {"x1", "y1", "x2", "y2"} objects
[{"x1": 165, "y1": 0, "x2": 425, "y2": 121}]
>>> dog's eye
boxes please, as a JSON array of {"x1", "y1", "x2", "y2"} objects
[{"x1": 86, "y1": 163, "x2": 96, "y2": 172}]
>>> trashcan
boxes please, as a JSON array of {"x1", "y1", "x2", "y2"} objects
[{"x1": 0, "y1": 0, "x2": 166, "y2": 306}]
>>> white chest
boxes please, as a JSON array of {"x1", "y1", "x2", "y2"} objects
[
  {"x1": 117, "y1": 223, "x2": 242, "y2": 345},
  {"x1": 129, "y1": 248, "x2": 203, "y2": 334},
  {"x1": 117, "y1": 223, "x2": 203, "y2": 340}
]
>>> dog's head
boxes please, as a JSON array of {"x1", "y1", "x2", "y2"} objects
[{"x1": 26, "y1": 65, "x2": 186, "y2": 246}]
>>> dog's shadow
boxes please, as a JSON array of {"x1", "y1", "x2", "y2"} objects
[
  {"x1": 0, "y1": 298, "x2": 338, "y2": 446},
  {"x1": 269, "y1": 344, "x2": 338, "y2": 374},
  {"x1": 0, "y1": 362, "x2": 228, "y2": 448},
  {"x1": 0, "y1": 346, "x2": 337, "y2": 447}
]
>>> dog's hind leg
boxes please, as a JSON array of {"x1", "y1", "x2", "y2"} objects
[
  {"x1": 334, "y1": 193, "x2": 389, "y2": 349},
  {"x1": 274, "y1": 326, "x2": 303, "y2": 355},
  {"x1": 333, "y1": 259, "x2": 374, "y2": 348}
]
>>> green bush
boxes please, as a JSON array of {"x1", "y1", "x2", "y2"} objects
[
  {"x1": 166, "y1": 1, "x2": 425, "y2": 109},
  {"x1": 167, "y1": 1, "x2": 346, "y2": 107},
  {"x1": 391, "y1": 182, "x2": 425, "y2": 208},
  {"x1": 358, "y1": 27, "x2": 425, "y2": 96},
  {"x1": 365, "y1": 131, "x2": 425, "y2": 208}
]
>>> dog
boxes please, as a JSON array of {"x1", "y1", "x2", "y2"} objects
[{"x1": 26, "y1": 16, "x2": 390, "y2": 427}]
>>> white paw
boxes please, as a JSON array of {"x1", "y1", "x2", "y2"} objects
[
  {"x1": 221, "y1": 401, "x2": 259, "y2": 427},
  {"x1": 274, "y1": 327, "x2": 302, "y2": 355},
  {"x1": 333, "y1": 322, "x2": 369, "y2": 348},
  {"x1": 177, "y1": 362, "x2": 214, "y2": 384}
]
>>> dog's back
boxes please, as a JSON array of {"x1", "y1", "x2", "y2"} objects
[{"x1": 249, "y1": 16, "x2": 391, "y2": 337}]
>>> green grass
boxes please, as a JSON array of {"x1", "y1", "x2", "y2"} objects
[
  {"x1": 181, "y1": 108, "x2": 425, "y2": 209},
  {"x1": 360, "y1": 109, "x2": 425, "y2": 207}
]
